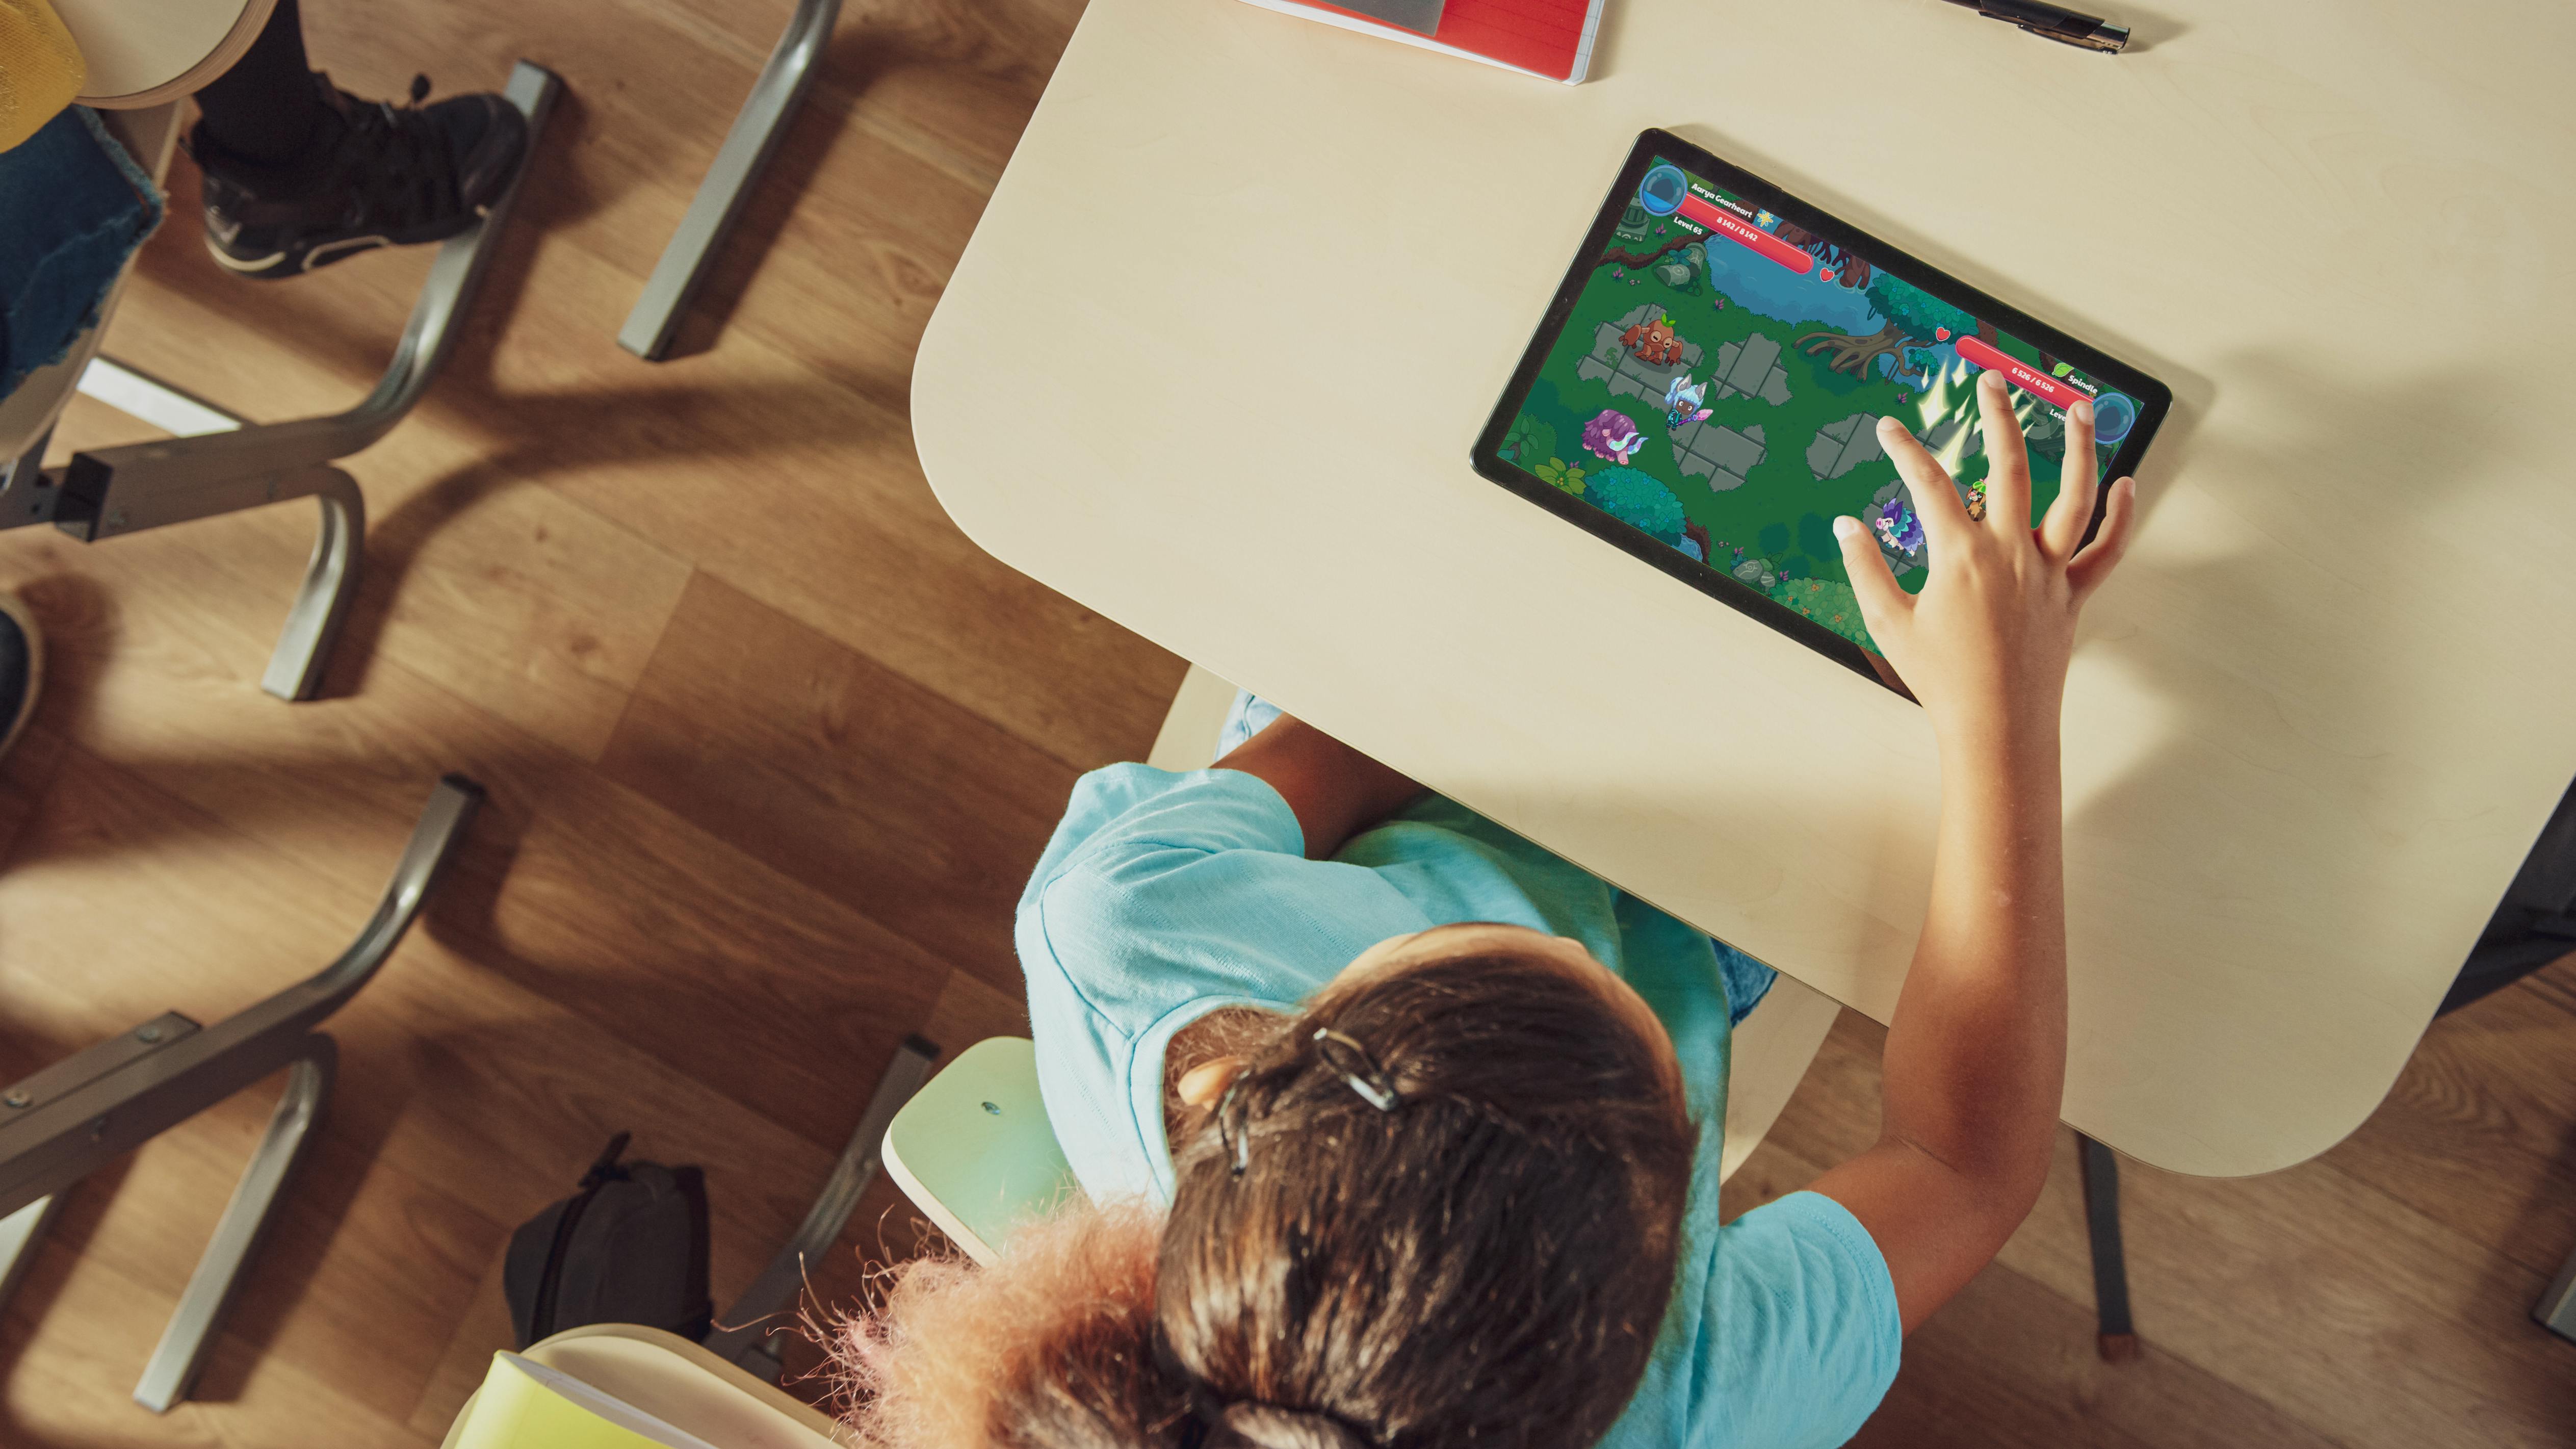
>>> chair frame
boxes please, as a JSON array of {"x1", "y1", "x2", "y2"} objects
[
  {"x1": 699, "y1": 1034, "x2": 937, "y2": 1379},
  {"x1": 0, "y1": 775, "x2": 482, "y2": 1410},
  {"x1": 0, "y1": 61, "x2": 561, "y2": 702}
]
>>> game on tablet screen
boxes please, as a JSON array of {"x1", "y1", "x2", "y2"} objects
[{"x1": 1491, "y1": 154, "x2": 2145, "y2": 656}]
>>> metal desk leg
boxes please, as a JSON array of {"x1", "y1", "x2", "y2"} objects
[
  {"x1": 2540, "y1": 1244, "x2": 2576, "y2": 1341},
  {"x1": 618, "y1": 0, "x2": 840, "y2": 361},
  {"x1": 0, "y1": 62, "x2": 563, "y2": 701},
  {"x1": 0, "y1": 775, "x2": 482, "y2": 1411},
  {"x1": 2078, "y1": 1132, "x2": 2141, "y2": 1362},
  {"x1": 699, "y1": 1034, "x2": 936, "y2": 1380}
]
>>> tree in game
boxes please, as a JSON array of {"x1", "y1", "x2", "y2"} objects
[
  {"x1": 1502, "y1": 416, "x2": 1558, "y2": 467},
  {"x1": 1582, "y1": 467, "x2": 1687, "y2": 545},
  {"x1": 1794, "y1": 275, "x2": 1977, "y2": 383},
  {"x1": 1600, "y1": 230, "x2": 1697, "y2": 274}
]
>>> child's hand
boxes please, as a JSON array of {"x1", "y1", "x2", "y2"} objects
[{"x1": 1834, "y1": 371, "x2": 2137, "y2": 748}]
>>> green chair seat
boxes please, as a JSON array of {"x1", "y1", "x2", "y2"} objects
[{"x1": 881, "y1": 1037, "x2": 1078, "y2": 1263}]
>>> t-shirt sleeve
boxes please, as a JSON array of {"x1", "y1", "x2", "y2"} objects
[
  {"x1": 1019, "y1": 765, "x2": 1430, "y2": 1201},
  {"x1": 1689, "y1": 1191, "x2": 1903, "y2": 1448}
]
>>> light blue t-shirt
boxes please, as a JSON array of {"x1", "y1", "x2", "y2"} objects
[{"x1": 1017, "y1": 764, "x2": 1903, "y2": 1449}]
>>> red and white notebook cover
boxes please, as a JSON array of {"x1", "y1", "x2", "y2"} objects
[{"x1": 1236, "y1": 0, "x2": 1609, "y2": 85}]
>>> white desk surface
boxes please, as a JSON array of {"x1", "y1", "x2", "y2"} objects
[{"x1": 913, "y1": 0, "x2": 2576, "y2": 1177}]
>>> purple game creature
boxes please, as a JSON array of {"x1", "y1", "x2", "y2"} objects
[
  {"x1": 1874, "y1": 497, "x2": 1927, "y2": 557},
  {"x1": 1582, "y1": 409, "x2": 1646, "y2": 466}
]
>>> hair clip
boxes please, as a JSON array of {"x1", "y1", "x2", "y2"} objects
[
  {"x1": 1312, "y1": 1027, "x2": 1400, "y2": 1112},
  {"x1": 1214, "y1": 1075, "x2": 1252, "y2": 1177}
]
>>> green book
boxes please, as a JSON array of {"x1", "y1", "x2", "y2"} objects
[{"x1": 453, "y1": 1352, "x2": 722, "y2": 1449}]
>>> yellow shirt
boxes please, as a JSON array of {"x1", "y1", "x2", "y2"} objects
[{"x1": 0, "y1": 0, "x2": 86, "y2": 153}]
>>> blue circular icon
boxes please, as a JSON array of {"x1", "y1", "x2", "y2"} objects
[
  {"x1": 2090, "y1": 392, "x2": 2137, "y2": 444},
  {"x1": 1638, "y1": 164, "x2": 1687, "y2": 217}
]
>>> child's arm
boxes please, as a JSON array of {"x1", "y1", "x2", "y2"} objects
[
  {"x1": 1807, "y1": 372, "x2": 2138, "y2": 1333},
  {"x1": 1214, "y1": 716, "x2": 1427, "y2": 860}
]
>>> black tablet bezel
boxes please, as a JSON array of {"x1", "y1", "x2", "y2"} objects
[{"x1": 1470, "y1": 127, "x2": 2173, "y2": 688}]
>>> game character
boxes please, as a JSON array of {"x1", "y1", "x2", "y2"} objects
[
  {"x1": 1661, "y1": 374, "x2": 1712, "y2": 431},
  {"x1": 1874, "y1": 497, "x2": 1927, "y2": 558},
  {"x1": 1620, "y1": 315, "x2": 1686, "y2": 366},
  {"x1": 1581, "y1": 410, "x2": 1646, "y2": 467}
]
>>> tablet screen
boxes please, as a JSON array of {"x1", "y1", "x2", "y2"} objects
[{"x1": 1484, "y1": 144, "x2": 2156, "y2": 661}]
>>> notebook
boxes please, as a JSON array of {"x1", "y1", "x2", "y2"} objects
[{"x1": 1236, "y1": 0, "x2": 1610, "y2": 85}]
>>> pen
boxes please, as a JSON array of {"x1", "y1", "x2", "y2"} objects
[{"x1": 1939, "y1": 0, "x2": 2129, "y2": 53}]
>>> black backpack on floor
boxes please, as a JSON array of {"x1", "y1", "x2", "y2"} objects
[{"x1": 503, "y1": 1132, "x2": 713, "y2": 1348}]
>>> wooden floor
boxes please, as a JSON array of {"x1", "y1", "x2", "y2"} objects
[{"x1": 4, "y1": 0, "x2": 2572, "y2": 1443}]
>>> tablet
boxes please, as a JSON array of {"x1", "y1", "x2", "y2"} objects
[{"x1": 1472, "y1": 129, "x2": 2170, "y2": 687}]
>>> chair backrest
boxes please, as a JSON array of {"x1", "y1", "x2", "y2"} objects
[
  {"x1": 54, "y1": 0, "x2": 277, "y2": 109},
  {"x1": 439, "y1": 1324, "x2": 837, "y2": 1449},
  {"x1": 880, "y1": 1037, "x2": 1078, "y2": 1265}
]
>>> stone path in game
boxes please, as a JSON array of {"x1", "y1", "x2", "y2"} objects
[
  {"x1": 1705, "y1": 332, "x2": 1793, "y2": 407},
  {"x1": 1806, "y1": 411, "x2": 1889, "y2": 479},
  {"x1": 1669, "y1": 417, "x2": 1766, "y2": 491},
  {"x1": 1575, "y1": 304, "x2": 1780, "y2": 492}
]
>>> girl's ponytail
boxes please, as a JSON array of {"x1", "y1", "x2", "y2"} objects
[{"x1": 830, "y1": 1200, "x2": 1189, "y2": 1449}]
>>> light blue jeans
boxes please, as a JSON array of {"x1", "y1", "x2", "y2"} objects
[{"x1": 1215, "y1": 691, "x2": 1777, "y2": 1026}]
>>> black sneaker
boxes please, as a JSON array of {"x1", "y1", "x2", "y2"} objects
[
  {"x1": 0, "y1": 592, "x2": 41, "y2": 763},
  {"x1": 191, "y1": 72, "x2": 529, "y2": 280}
]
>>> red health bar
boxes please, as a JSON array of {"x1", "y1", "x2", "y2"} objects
[
  {"x1": 1953, "y1": 335, "x2": 2085, "y2": 410},
  {"x1": 1676, "y1": 194, "x2": 1813, "y2": 274}
]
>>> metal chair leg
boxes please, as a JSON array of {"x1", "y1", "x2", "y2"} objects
[
  {"x1": 0, "y1": 425, "x2": 51, "y2": 515},
  {"x1": 259, "y1": 469, "x2": 365, "y2": 702},
  {"x1": 2078, "y1": 1132, "x2": 2140, "y2": 1361},
  {"x1": 618, "y1": 0, "x2": 840, "y2": 360},
  {"x1": 133, "y1": 1044, "x2": 335, "y2": 1412},
  {"x1": 700, "y1": 1034, "x2": 937, "y2": 1379},
  {"x1": 0, "y1": 1193, "x2": 63, "y2": 1315}
]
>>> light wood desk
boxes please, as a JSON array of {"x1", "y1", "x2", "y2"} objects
[{"x1": 911, "y1": 0, "x2": 2576, "y2": 1177}]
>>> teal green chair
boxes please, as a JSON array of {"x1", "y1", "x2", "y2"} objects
[{"x1": 882, "y1": 1037, "x2": 1076, "y2": 1264}]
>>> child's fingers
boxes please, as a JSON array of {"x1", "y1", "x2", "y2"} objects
[
  {"x1": 2066, "y1": 477, "x2": 2139, "y2": 607},
  {"x1": 1833, "y1": 514, "x2": 1911, "y2": 639},
  {"x1": 1974, "y1": 371, "x2": 2032, "y2": 538},
  {"x1": 2038, "y1": 398, "x2": 2099, "y2": 562},
  {"x1": 1875, "y1": 416, "x2": 1972, "y2": 547}
]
